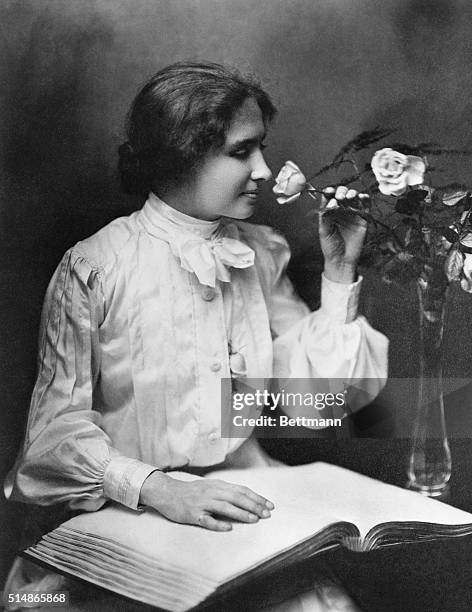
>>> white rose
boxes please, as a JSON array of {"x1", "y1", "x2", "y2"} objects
[
  {"x1": 273, "y1": 160, "x2": 307, "y2": 204},
  {"x1": 371, "y1": 148, "x2": 425, "y2": 196}
]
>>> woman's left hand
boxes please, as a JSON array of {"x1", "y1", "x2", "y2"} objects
[{"x1": 319, "y1": 186, "x2": 367, "y2": 284}]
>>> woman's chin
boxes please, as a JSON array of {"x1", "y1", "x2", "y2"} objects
[{"x1": 227, "y1": 201, "x2": 256, "y2": 219}]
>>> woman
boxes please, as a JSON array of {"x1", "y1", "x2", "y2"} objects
[{"x1": 5, "y1": 62, "x2": 387, "y2": 610}]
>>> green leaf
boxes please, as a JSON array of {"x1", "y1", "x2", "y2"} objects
[
  {"x1": 395, "y1": 198, "x2": 416, "y2": 214},
  {"x1": 460, "y1": 244, "x2": 472, "y2": 255},
  {"x1": 406, "y1": 189, "x2": 428, "y2": 203},
  {"x1": 442, "y1": 227, "x2": 460, "y2": 243}
]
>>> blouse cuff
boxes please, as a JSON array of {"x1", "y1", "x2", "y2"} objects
[
  {"x1": 103, "y1": 456, "x2": 158, "y2": 510},
  {"x1": 320, "y1": 273, "x2": 362, "y2": 324}
]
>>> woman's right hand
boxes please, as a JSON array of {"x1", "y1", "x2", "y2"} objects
[{"x1": 139, "y1": 471, "x2": 274, "y2": 531}]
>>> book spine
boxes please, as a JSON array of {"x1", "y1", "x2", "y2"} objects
[{"x1": 340, "y1": 536, "x2": 364, "y2": 552}]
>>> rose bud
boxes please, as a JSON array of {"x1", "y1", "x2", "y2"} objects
[{"x1": 273, "y1": 160, "x2": 307, "y2": 204}]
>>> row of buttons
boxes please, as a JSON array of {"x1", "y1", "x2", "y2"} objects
[
  {"x1": 197, "y1": 285, "x2": 221, "y2": 444},
  {"x1": 201, "y1": 287, "x2": 221, "y2": 371}
]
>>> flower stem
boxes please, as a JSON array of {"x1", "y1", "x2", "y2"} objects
[{"x1": 306, "y1": 183, "x2": 324, "y2": 195}]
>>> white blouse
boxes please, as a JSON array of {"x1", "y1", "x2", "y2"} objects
[{"x1": 5, "y1": 194, "x2": 388, "y2": 513}]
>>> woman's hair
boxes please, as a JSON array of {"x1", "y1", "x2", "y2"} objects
[{"x1": 118, "y1": 61, "x2": 277, "y2": 195}]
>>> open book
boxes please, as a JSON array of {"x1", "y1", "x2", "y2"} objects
[{"x1": 24, "y1": 463, "x2": 472, "y2": 611}]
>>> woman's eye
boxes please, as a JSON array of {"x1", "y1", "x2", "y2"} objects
[
  {"x1": 232, "y1": 148, "x2": 250, "y2": 159},
  {"x1": 232, "y1": 143, "x2": 267, "y2": 159}
]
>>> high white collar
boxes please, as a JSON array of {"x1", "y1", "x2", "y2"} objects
[{"x1": 144, "y1": 192, "x2": 221, "y2": 240}]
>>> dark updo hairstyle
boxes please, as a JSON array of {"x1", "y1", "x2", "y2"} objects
[{"x1": 118, "y1": 61, "x2": 277, "y2": 196}]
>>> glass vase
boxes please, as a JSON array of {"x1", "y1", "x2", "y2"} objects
[{"x1": 407, "y1": 269, "x2": 452, "y2": 498}]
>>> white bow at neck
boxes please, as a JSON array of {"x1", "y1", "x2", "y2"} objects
[{"x1": 140, "y1": 193, "x2": 255, "y2": 288}]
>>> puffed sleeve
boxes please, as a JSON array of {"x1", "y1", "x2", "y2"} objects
[
  {"x1": 252, "y1": 227, "x2": 388, "y2": 406},
  {"x1": 4, "y1": 249, "x2": 157, "y2": 511}
]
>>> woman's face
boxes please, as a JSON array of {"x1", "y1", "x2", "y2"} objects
[{"x1": 182, "y1": 97, "x2": 272, "y2": 221}]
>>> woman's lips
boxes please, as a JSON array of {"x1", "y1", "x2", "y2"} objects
[{"x1": 242, "y1": 191, "x2": 259, "y2": 199}]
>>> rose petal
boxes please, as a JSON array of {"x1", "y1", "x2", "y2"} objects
[
  {"x1": 372, "y1": 148, "x2": 407, "y2": 177},
  {"x1": 285, "y1": 160, "x2": 302, "y2": 172},
  {"x1": 276, "y1": 192, "x2": 301, "y2": 205},
  {"x1": 273, "y1": 160, "x2": 306, "y2": 198},
  {"x1": 273, "y1": 181, "x2": 289, "y2": 194},
  {"x1": 275, "y1": 161, "x2": 298, "y2": 183},
  {"x1": 406, "y1": 155, "x2": 426, "y2": 186},
  {"x1": 378, "y1": 176, "x2": 408, "y2": 196},
  {"x1": 275, "y1": 161, "x2": 303, "y2": 182},
  {"x1": 286, "y1": 176, "x2": 306, "y2": 195},
  {"x1": 371, "y1": 148, "x2": 425, "y2": 197}
]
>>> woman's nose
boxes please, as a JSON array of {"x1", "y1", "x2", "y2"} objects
[{"x1": 251, "y1": 151, "x2": 272, "y2": 182}]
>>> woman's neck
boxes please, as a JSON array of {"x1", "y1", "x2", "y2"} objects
[
  {"x1": 155, "y1": 185, "x2": 220, "y2": 221},
  {"x1": 146, "y1": 193, "x2": 221, "y2": 239}
]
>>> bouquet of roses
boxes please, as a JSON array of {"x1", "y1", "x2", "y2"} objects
[{"x1": 273, "y1": 128, "x2": 472, "y2": 292}]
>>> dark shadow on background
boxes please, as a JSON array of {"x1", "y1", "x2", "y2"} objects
[{"x1": 0, "y1": 8, "x2": 143, "y2": 584}]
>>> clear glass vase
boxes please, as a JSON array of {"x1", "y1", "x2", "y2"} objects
[{"x1": 407, "y1": 268, "x2": 452, "y2": 498}]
